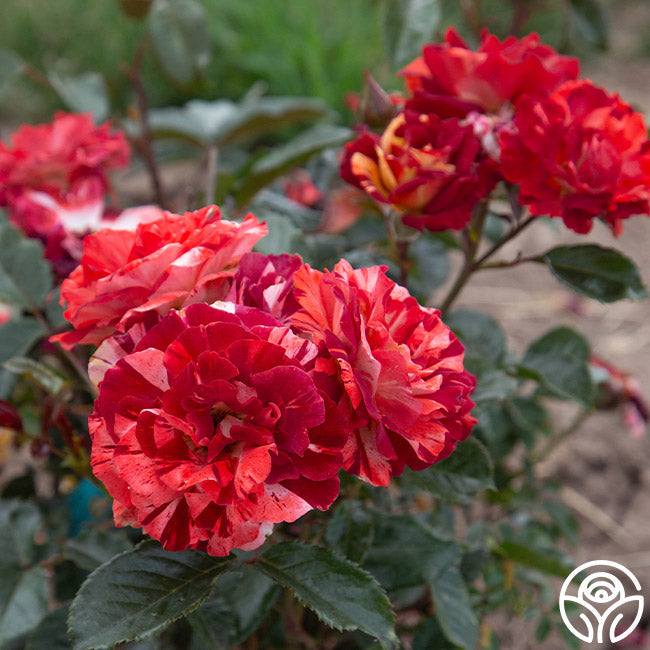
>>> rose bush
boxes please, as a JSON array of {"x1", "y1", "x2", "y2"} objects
[{"x1": 0, "y1": 9, "x2": 647, "y2": 650}]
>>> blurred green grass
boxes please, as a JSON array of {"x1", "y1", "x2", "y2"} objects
[{"x1": 0, "y1": 0, "x2": 388, "y2": 122}]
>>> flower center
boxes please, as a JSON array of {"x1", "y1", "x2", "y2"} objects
[{"x1": 210, "y1": 405, "x2": 232, "y2": 426}]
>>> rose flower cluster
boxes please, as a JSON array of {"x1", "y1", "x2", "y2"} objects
[
  {"x1": 54, "y1": 206, "x2": 476, "y2": 556},
  {"x1": 0, "y1": 112, "x2": 132, "y2": 276},
  {"x1": 341, "y1": 28, "x2": 650, "y2": 235}
]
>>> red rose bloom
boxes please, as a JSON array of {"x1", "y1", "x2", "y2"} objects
[
  {"x1": 290, "y1": 260, "x2": 476, "y2": 486},
  {"x1": 0, "y1": 112, "x2": 129, "y2": 204},
  {"x1": 52, "y1": 206, "x2": 267, "y2": 349},
  {"x1": 227, "y1": 252, "x2": 302, "y2": 322},
  {"x1": 340, "y1": 110, "x2": 494, "y2": 231},
  {"x1": 0, "y1": 112, "x2": 130, "y2": 274},
  {"x1": 282, "y1": 169, "x2": 323, "y2": 207},
  {"x1": 499, "y1": 80, "x2": 650, "y2": 234},
  {"x1": 400, "y1": 27, "x2": 579, "y2": 118},
  {"x1": 89, "y1": 303, "x2": 344, "y2": 556}
]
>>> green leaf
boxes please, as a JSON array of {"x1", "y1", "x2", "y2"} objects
[
  {"x1": 26, "y1": 607, "x2": 71, "y2": 650},
  {"x1": 0, "y1": 223, "x2": 52, "y2": 310},
  {"x1": 188, "y1": 564, "x2": 280, "y2": 647},
  {"x1": 253, "y1": 213, "x2": 304, "y2": 256},
  {"x1": 382, "y1": 0, "x2": 443, "y2": 68},
  {"x1": 0, "y1": 502, "x2": 48, "y2": 643},
  {"x1": 504, "y1": 396, "x2": 551, "y2": 449},
  {"x1": 494, "y1": 541, "x2": 573, "y2": 578},
  {"x1": 249, "y1": 189, "x2": 321, "y2": 231},
  {"x1": 446, "y1": 309, "x2": 507, "y2": 364},
  {"x1": 233, "y1": 125, "x2": 352, "y2": 205},
  {"x1": 471, "y1": 367, "x2": 519, "y2": 403},
  {"x1": 186, "y1": 594, "x2": 232, "y2": 649},
  {"x1": 522, "y1": 327, "x2": 593, "y2": 407},
  {"x1": 0, "y1": 565, "x2": 49, "y2": 646},
  {"x1": 0, "y1": 49, "x2": 23, "y2": 100},
  {"x1": 364, "y1": 513, "x2": 462, "y2": 591},
  {"x1": 505, "y1": 397, "x2": 550, "y2": 436},
  {"x1": 568, "y1": 0, "x2": 608, "y2": 49},
  {"x1": 0, "y1": 500, "x2": 43, "y2": 568},
  {"x1": 430, "y1": 566, "x2": 479, "y2": 650},
  {"x1": 63, "y1": 529, "x2": 133, "y2": 572},
  {"x1": 412, "y1": 616, "x2": 455, "y2": 650},
  {"x1": 402, "y1": 438, "x2": 494, "y2": 504},
  {"x1": 408, "y1": 235, "x2": 450, "y2": 301},
  {"x1": 4, "y1": 357, "x2": 67, "y2": 397},
  {"x1": 48, "y1": 72, "x2": 109, "y2": 123},
  {"x1": 149, "y1": 96, "x2": 329, "y2": 147},
  {"x1": 535, "y1": 616, "x2": 552, "y2": 643},
  {"x1": 257, "y1": 542, "x2": 397, "y2": 648},
  {"x1": 147, "y1": 0, "x2": 211, "y2": 86},
  {"x1": 325, "y1": 500, "x2": 375, "y2": 564},
  {"x1": 45, "y1": 288, "x2": 68, "y2": 328},
  {"x1": 0, "y1": 317, "x2": 46, "y2": 365},
  {"x1": 217, "y1": 96, "x2": 332, "y2": 146},
  {"x1": 542, "y1": 244, "x2": 646, "y2": 302},
  {"x1": 68, "y1": 540, "x2": 233, "y2": 650}
]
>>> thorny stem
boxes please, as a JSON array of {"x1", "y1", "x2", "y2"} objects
[
  {"x1": 459, "y1": 0, "x2": 483, "y2": 40},
  {"x1": 439, "y1": 201, "x2": 487, "y2": 316},
  {"x1": 22, "y1": 63, "x2": 56, "y2": 92},
  {"x1": 438, "y1": 186, "x2": 536, "y2": 316},
  {"x1": 205, "y1": 145, "x2": 219, "y2": 205},
  {"x1": 529, "y1": 407, "x2": 595, "y2": 465},
  {"x1": 56, "y1": 343, "x2": 98, "y2": 399},
  {"x1": 510, "y1": 0, "x2": 534, "y2": 36},
  {"x1": 381, "y1": 206, "x2": 413, "y2": 286},
  {"x1": 472, "y1": 213, "x2": 535, "y2": 268},
  {"x1": 126, "y1": 39, "x2": 167, "y2": 208}
]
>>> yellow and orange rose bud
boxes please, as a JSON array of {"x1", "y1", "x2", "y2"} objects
[{"x1": 340, "y1": 110, "x2": 496, "y2": 231}]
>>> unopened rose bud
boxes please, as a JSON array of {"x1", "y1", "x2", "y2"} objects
[{"x1": 359, "y1": 71, "x2": 397, "y2": 128}]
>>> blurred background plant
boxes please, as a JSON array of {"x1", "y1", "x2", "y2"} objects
[{"x1": 0, "y1": 0, "x2": 613, "y2": 125}]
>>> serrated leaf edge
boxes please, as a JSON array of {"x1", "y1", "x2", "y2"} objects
[
  {"x1": 67, "y1": 540, "x2": 234, "y2": 650},
  {"x1": 257, "y1": 541, "x2": 398, "y2": 649}
]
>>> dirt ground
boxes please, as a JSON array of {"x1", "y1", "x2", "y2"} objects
[{"x1": 443, "y1": 3, "x2": 650, "y2": 646}]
